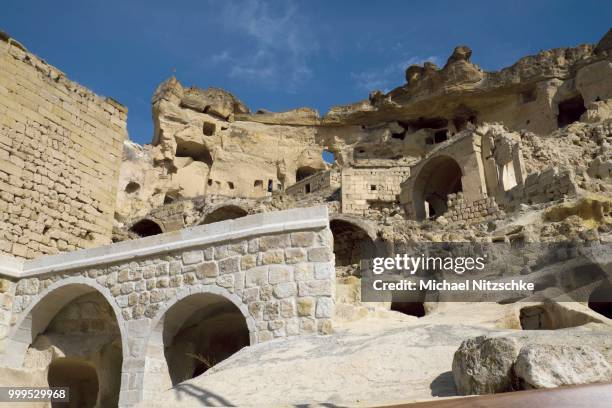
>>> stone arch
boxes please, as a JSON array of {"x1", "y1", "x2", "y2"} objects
[
  {"x1": 410, "y1": 155, "x2": 463, "y2": 220},
  {"x1": 198, "y1": 202, "x2": 250, "y2": 225},
  {"x1": 142, "y1": 286, "x2": 255, "y2": 400},
  {"x1": 329, "y1": 215, "x2": 377, "y2": 277},
  {"x1": 4, "y1": 277, "x2": 127, "y2": 406},
  {"x1": 129, "y1": 218, "x2": 164, "y2": 237},
  {"x1": 7, "y1": 277, "x2": 128, "y2": 366}
]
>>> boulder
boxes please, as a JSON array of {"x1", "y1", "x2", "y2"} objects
[
  {"x1": 452, "y1": 335, "x2": 520, "y2": 395},
  {"x1": 514, "y1": 344, "x2": 612, "y2": 389}
]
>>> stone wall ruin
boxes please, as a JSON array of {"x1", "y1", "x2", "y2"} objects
[{"x1": 0, "y1": 35, "x2": 127, "y2": 259}]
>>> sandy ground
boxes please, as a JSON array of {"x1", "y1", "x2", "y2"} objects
[{"x1": 139, "y1": 303, "x2": 612, "y2": 407}]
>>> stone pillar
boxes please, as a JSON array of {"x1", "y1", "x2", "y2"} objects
[{"x1": 118, "y1": 319, "x2": 150, "y2": 407}]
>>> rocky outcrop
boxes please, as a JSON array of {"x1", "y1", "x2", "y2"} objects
[
  {"x1": 453, "y1": 335, "x2": 612, "y2": 396},
  {"x1": 452, "y1": 336, "x2": 521, "y2": 395},
  {"x1": 515, "y1": 344, "x2": 612, "y2": 389}
]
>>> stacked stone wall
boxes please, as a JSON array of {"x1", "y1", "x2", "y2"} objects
[
  {"x1": 0, "y1": 37, "x2": 127, "y2": 259},
  {"x1": 0, "y1": 207, "x2": 334, "y2": 405},
  {"x1": 286, "y1": 169, "x2": 340, "y2": 196},
  {"x1": 502, "y1": 167, "x2": 577, "y2": 209},
  {"x1": 341, "y1": 166, "x2": 410, "y2": 215},
  {"x1": 444, "y1": 193, "x2": 503, "y2": 224}
]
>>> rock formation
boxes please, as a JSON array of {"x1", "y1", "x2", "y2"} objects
[{"x1": 1, "y1": 27, "x2": 611, "y2": 407}]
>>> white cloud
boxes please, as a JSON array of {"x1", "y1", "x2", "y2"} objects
[
  {"x1": 351, "y1": 55, "x2": 441, "y2": 93},
  {"x1": 210, "y1": 0, "x2": 318, "y2": 91}
]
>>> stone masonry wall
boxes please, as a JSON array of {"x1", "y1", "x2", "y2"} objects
[
  {"x1": 0, "y1": 36, "x2": 127, "y2": 259},
  {"x1": 444, "y1": 193, "x2": 503, "y2": 224},
  {"x1": 0, "y1": 207, "x2": 334, "y2": 405},
  {"x1": 502, "y1": 167, "x2": 578, "y2": 209},
  {"x1": 286, "y1": 169, "x2": 340, "y2": 196},
  {"x1": 341, "y1": 166, "x2": 410, "y2": 215}
]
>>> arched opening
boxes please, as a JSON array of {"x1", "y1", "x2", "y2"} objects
[
  {"x1": 557, "y1": 95, "x2": 586, "y2": 128},
  {"x1": 129, "y1": 219, "x2": 163, "y2": 237},
  {"x1": 48, "y1": 358, "x2": 99, "y2": 408},
  {"x1": 16, "y1": 287, "x2": 123, "y2": 408},
  {"x1": 330, "y1": 219, "x2": 375, "y2": 278},
  {"x1": 588, "y1": 281, "x2": 612, "y2": 319},
  {"x1": 124, "y1": 181, "x2": 140, "y2": 195},
  {"x1": 202, "y1": 205, "x2": 248, "y2": 225},
  {"x1": 296, "y1": 166, "x2": 319, "y2": 182},
  {"x1": 412, "y1": 156, "x2": 463, "y2": 221},
  {"x1": 162, "y1": 293, "x2": 250, "y2": 385}
]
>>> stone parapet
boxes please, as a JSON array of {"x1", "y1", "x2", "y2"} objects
[{"x1": 0, "y1": 206, "x2": 335, "y2": 406}]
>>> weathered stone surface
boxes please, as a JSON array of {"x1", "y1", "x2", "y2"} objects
[
  {"x1": 452, "y1": 336, "x2": 520, "y2": 395},
  {"x1": 514, "y1": 344, "x2": 612, "y2": 389},
  {"x1": 0, "y1": 37, "x2": 127, "y2": 259}
]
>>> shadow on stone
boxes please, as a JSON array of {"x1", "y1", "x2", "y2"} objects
[{"x1": 430, "y1": 371, "x2": 457, "y2": 397}]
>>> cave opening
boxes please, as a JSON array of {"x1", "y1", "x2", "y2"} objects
[
  {"x1": 163, "y1": 294, "x2": 250, "y2": 385},
  {"x1": 557, "y1": 95, "x2": 586, "y2": 128}
]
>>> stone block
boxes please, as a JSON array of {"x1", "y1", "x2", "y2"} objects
[
  {"x1": 243, "y1": 287, "x2": 259, "y2": 302},
  {"x1": 259, "y1": 234, "x2": 290, "y2": 251},
  {"x1": 280, "y1": 299, "x2": 296, "y2": 318},
  {"x1": 259, "y1": 285, "x2": 274, "y2": 301},
  {"x1": 241, "y1": 254, "x2": 257, "y2": 270},
  {"x1": 285, "y1": 247, "x2": 307, "y2": 263},
  {"x1": 297, "y1": 297, "x2": 315, "y2": 316},
  {"x1": 294, "y1": 264, "x2": 315, "y2": 281},
  {"x1": 315, "y1": 297, "x2": 334, "y2": 318},
  {"x1": 300, "y1": 317, "x2": 317, "y2": 333},
  {"x1": 269, "y1": 265, "x2": 293, "y2": 284},
  {"x1": 216, "y1": 274, "x2": 234, "y2": 289},
  {"x1": 318, "y1": 319, "x2": 333, "y2": 335},
  {"x1": 298, "y1": 280, "x2": 332, "y2": 297},
  {"x1": 218, "y1": 256, "x2": 240, "y2": 275},
  {"x1": 245, "y1": 266, "x2": 268, "y2": 287},
  {"x1": 314, "y1": 263, "x2": 334, "y2": 280},
  {"x1": 273, "y1": 282, "x2": 297, "y2": 298},
  {"x1": 291, "y1": 231, "x2": 316, "y2": 247},
  {"x1": 262, "y1": 249, "x2": 285, "y2": 265},
  {"x1": 308, "y1": 247, "x2": 333, "y2": 262},
  {"x1": 195, "y1": 261, "x2": 218, "y2": 279},
  {"x1": 182, "y1": 250, "x2": 203, "y2": 265}
]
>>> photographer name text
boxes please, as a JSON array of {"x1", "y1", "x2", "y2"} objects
[{"x1": 372, "y1": 279, "x2": 535, "y2": 291}]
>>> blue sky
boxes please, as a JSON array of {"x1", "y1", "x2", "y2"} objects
[{"x1": 2, "y1": 1, "x2": 611, "y2": 144}]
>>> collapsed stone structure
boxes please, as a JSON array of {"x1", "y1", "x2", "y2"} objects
[{"x1": 1, "y1": 28, "x2": 612, "y2": 407}]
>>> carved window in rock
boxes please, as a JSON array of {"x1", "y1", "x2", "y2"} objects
[{"x1": 125, "y1": 181, "x2": 140, "y2": 194}]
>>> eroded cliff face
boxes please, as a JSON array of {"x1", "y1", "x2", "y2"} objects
[
  {"x1": 115, "y1": 29, "x2": 612, "y2": 237},
  {"x1": 324, "y1": 30, "x2": 612, "y2": 137}
]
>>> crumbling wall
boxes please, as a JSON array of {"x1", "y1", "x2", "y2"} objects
[
  {"x1": 286, "y1": 170, "x2": 340, "y2": 196},
  {"x1": 502, "y1": 167, "x2": 578, "y2": 209},
  {"x1": 341, "y1": 167, "x2": 410, "y2": 215},
  {"x1": 443, "y1": 194, "x2": 503, "y2": 224},
  {"x1": 0, "y1": 36, "x2": 127, "y2": 259}
]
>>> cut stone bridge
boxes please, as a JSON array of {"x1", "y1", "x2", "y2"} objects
[{"x1": 0, "y1": 206, "x2": 335, "y2": 407}]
